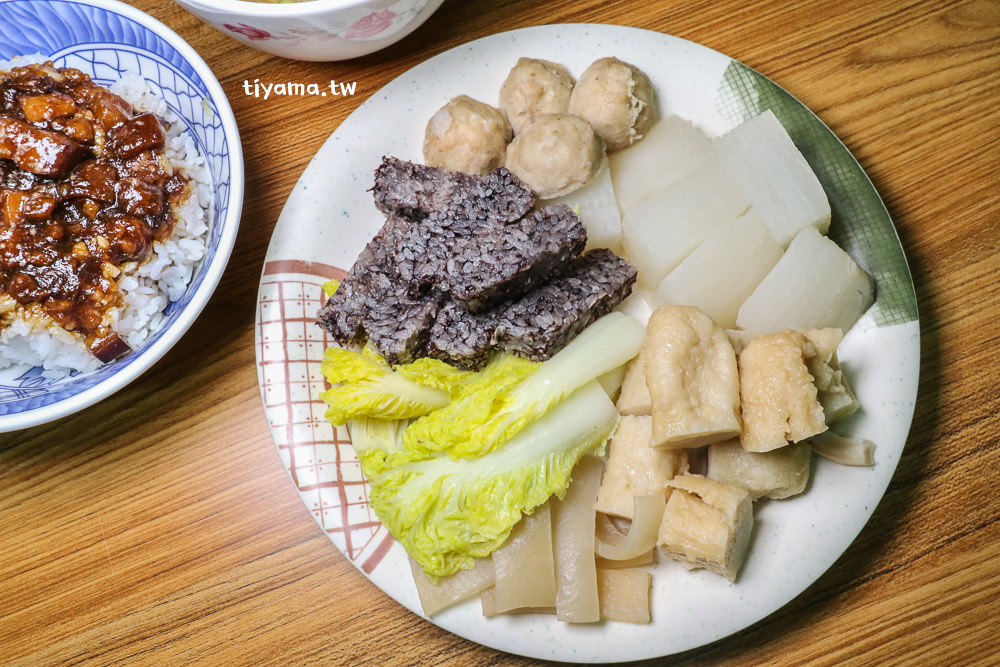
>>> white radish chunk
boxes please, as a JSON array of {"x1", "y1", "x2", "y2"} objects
[
  {"x1": 653, "y1": 208, "x2": 783, "y2": 328},
  {"x1": 544, "y1": 162, "x2": 623, "y2": 252},
  {"x1": 735, "y1": 227, "x2": 875, "y2": 337},
  {"x1": 610, "y1": 114, "x2": 715, "y2": 218},
  {"x1": 714, "y1": 109, "x2": 831, "y2": 246},
  {"x1": 552, "y1": 455, "x2": 603, "y2": 623},
  {"x1": 615, "y1": 289, "x2": 654, "y2": 327},
  {"x1": 622, "y1": 155, "x2": 751, "y2": 289}
]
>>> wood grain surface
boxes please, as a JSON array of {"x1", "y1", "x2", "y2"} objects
[{"x1": 2, "y1": 0, "x2": 999, "y2": 664}]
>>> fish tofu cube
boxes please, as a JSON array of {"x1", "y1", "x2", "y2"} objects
[
  {"x1": 644, "y1": 306, "x2": 742, "y2": 448},
  {"x1": 801, "y1": 328, "x2": 860, "y2": 423},
  {"x1": 616, "y1": 349, "x2": 652, "y2": 416},
  {"x1": 595, "y1": 416, "x2": 689, "y2": 519},
  {"x1": 707, "y1": 439, "x2": 811, "y2": 500},
  {"x1": 738, "y1": 330, "x2": 827, "y2": 452},
  {"x1": 657, "y1": 473, "x2": 753, "y2": 581}
]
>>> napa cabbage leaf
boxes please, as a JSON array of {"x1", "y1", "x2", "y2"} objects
[
  {"x1": 320, "y1": 346, "x2": 473, "y2": 425},
  {"x1": 342, "y1": 313, "x2": 646, "y2": 577},
  {"x1": 365, "y1": 381, "x2": 619, "y2": 578},
  {"x1": 402, "y1": 312, "x2": 646, "y2": 459}
]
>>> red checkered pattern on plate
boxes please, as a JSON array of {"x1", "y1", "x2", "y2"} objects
[{"x1": 257, "y1": 260, "x2": 394, "y2": 574}]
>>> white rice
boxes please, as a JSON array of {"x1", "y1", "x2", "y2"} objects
[{"x1": 0, "y1": 57, "x2": 212, "y2": 378}]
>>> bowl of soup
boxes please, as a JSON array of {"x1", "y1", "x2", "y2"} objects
[{"x1": 172, "y1": 0, "x2": 446, "y2": 61}]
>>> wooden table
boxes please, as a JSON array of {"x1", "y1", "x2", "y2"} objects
[{"x1": 3, "y1": 0, "x2": 998, "y2": 664}]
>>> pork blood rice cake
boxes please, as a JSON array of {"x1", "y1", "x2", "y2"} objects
[
  {"x1": 317, "y1": 158, "x2": 636, "y2": 367},
  {"x1": 373, "y1": 156, "x2": 534, "y2": 225},
  {"x1": 492, "y1": 248, "x2": 638, "y2": 359}
]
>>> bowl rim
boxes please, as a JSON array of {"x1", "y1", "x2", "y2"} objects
[
  {"x1": 0, "y1": 0, "x2": 245, "y2": 432},
  {"x1": 173, "y1": 0, "x2": 410, "y2": 18}
]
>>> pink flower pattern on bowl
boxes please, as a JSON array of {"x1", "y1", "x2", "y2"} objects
[
  {"x1": 175, "y1": 0, "x2": 442, "y2": 60},
  {"x1": 224, "y1": 23, "x2": 271, "y2": 41},
  {"x1": 345, "y1": 9, "x2": 397, "y2": 39}
]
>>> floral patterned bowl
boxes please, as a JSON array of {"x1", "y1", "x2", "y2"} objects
[{"x1": 172, "y1": 0, "x2": 446, "y2": 61}]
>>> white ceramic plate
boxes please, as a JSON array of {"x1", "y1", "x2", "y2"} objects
[{"x1": 255, "y1": 24, "x2": 919, "y2": 662}]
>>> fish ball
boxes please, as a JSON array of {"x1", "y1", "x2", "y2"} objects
[
  {"x1": 568, "y1": 57, "x2": 655, "y2": 151},
  {"x1": 423, "y1": 95, "x2": 512, "y2": 175},
  {"x1": 504, "y1": 113, "x2": 606, "y2": 199},
  {"x1": 498, "y1": 57, "x2": 575, "y2": 135}
]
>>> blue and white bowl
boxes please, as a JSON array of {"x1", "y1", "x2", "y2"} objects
[{"x1": 0, "y1": 0, "x2": 243, "y2": 432}]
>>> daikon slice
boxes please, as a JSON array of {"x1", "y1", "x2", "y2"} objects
[
  {"x1": 736, "y1": 227, "x2": 875, "y2": 337},
  {"x1": 610, "y1": 115, "x2": 714, "y2": 218},
  {"x1": 595, "y1": 495, "x2": 666, "y2": 560},
  {"x1": 622, "y1": 154, "x2": 751, "y2": 289},
  {"x1": 616, "y1": 289, "x2": 654, "y2": 327},
  {"x1": 491, "y1": 502, "x2": 556, "y2": 613},
  {"x1": 597, "y1": 568, "x2": 652, "y2": 624},
  {"x1": 552, "y1": 455, "x2": 603, "y2": 623},
  {"x1": 410, "y1": 556, "x2": 494, "y2": 616},
  {"x1": 653, "y1": 208, "x2": 783, "y2": 328},
  {"x1": 714, "y1": 109, "x2": 831, "y2": 246},
  {"x1": 544, "y1": 162, "x2": 623, "y2": 252}
]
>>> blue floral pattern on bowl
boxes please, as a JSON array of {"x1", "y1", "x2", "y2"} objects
[{"x1": 0, "y1": 0, "x2": 241, "y2": 427}]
